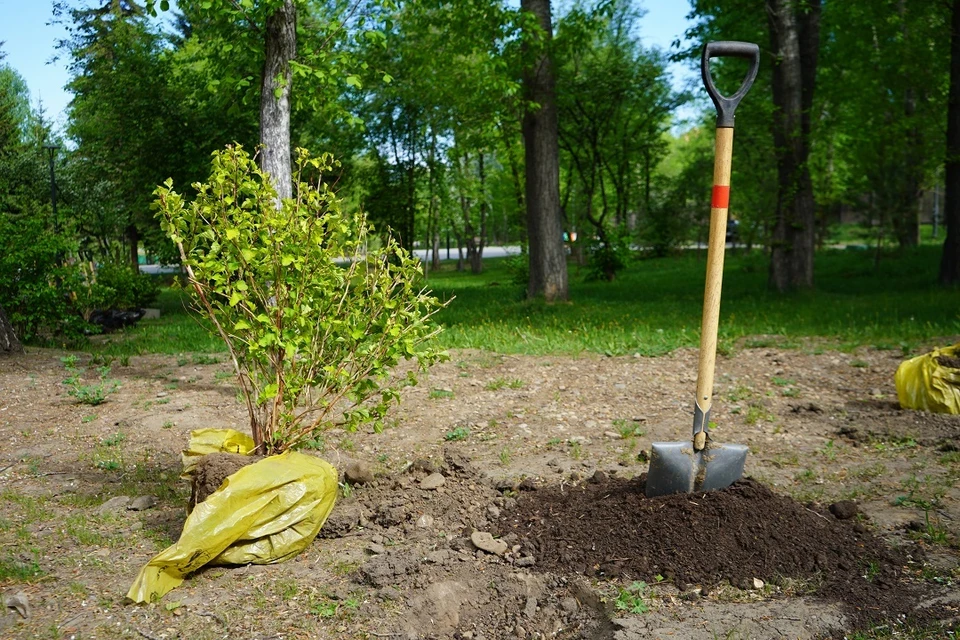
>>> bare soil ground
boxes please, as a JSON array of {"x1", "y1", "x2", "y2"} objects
[{"x1": 1, "y1": 340, "x2": 959, "y2": 640}]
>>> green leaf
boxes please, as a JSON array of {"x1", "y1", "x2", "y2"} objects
[{"x1": 346, "y1": 75, "x2": 362, "y2": 89}]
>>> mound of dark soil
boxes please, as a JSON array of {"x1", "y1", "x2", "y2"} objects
[{"x1": 497, "y1": 475, "x2": 935, "y2": 631}]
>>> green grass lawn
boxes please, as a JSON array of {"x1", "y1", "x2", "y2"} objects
[{"x1": 84, "y1": 245, "x2": 960, "y2": 358}]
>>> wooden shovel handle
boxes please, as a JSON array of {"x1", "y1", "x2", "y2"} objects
[{"x1": 693, "y1": 127, "x2": 734, "y2": 449}]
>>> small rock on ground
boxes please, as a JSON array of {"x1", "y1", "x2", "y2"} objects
[
  {"x1": 345, "y1": 461, "x2": 375, "y2": 485},
  {"x1": 471, "y1": 531, "x2": 508, "y2": 555},
  {"x1": 420, "y1": 472, "x2": 446, "y2": 490}
]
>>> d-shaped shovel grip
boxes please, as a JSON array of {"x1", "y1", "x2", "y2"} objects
[{"x1": 701, "y1": 41, "x2": 760, "y2": 128}]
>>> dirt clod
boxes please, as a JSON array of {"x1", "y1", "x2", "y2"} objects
[{"x1": 190, "y1": 451, "x2": 259, "y2": 508}]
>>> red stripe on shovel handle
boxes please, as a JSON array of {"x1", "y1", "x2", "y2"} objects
[{"x1": 711, "y1": 185, "x2": 730, "y2": 209}]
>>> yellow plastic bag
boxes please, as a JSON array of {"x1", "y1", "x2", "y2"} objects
[
  {"x1": 895, "y1": 343, "x2": 960, "y2": 414},
  {"x1": 180, "y1": 428, "x2": 255, "y2": 479},
  {"x1": 127, "y1": 450, "x2": 338, "y2": 603}
]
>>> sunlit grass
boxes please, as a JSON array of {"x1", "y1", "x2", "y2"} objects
[{"x1": 82, "y1": 246, "x2": 959, "y2": 358}]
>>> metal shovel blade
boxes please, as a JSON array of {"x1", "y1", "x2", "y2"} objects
[{"x1": 645, "y1": 441, "x2": 748, "y2": 498}]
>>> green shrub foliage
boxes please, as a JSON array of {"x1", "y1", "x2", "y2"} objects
[
  {"x1": 157, "y1": 145, "x2": 446, "y2": 454},
  {"x1": 0, "y1": 205, "x2": 90, "y2": 343}
]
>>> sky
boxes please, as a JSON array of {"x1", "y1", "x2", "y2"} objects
[{"x1": 0, "y1": 1, "x2": 697, "y2": 135}]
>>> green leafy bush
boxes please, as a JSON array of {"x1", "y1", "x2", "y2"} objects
[
  {"x1": 94, "y1": 262, "x2": 160, "y2": 310},
  {"x1": 0, "y1": 205, "x2": 91, "y2": 343},
  {"x1": 157, "y1": 145, "x2": 446, "y2": 454},
  {"x1": 586, "y1": 225, "x2": 634, "y2": 282}
]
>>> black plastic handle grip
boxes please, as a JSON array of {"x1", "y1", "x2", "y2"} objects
[{"x1": 701, "y1": 41, "x2": 760, "y2": 128}]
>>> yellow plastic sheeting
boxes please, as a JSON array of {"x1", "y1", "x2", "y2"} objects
[
  {"x1": 895, "y1": 343, "x2": 960, "y2": 414},
  {"x1": 127, "y1": 450, "x2": 337, "y2": 603},
  {"x1": 180, "y1": 428, "x2": 255, "y2": 479}
]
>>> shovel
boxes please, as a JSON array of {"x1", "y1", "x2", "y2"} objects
[{"x1": 645, "y1": 41, "x2": 760, "y2": 498}]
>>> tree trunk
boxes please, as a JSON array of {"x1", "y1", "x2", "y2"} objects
[
  {"x1": 260, "y1": 0, "x2": 296, "y2": 202},
  {"x1": 767, "y1": 0, "x2": 821, "y2": 292},
  {"x1": 521, "y1": 0, "x2": 568, "y2": 302},
  {"x1": 941, "y1": 0, "x2": 960, "y2": 285},
  {"x1": 127, "y1": 224, "x2": 139, "y2": 268},
  {"x1": 0, "y1": 303, "x2": 23, "y2": 355}
]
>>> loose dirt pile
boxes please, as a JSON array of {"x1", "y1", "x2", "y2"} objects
[{"x1": 498, "y1": 475, "x2": 928, "y2": 631}]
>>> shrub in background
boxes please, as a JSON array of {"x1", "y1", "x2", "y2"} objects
[
  {"x1": 157, "y1": 145, "x2": 446, "y2": 454},
  {"x1": 0, "y1": 205, "x2": 90, "y2": 343}
]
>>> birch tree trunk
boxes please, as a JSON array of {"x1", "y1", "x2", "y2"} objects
[{"x1": 260, "y1": 0, "x2": 296, "y2": 201}]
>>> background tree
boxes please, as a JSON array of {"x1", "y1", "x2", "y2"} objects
[
  {"x1": 942, "y1": 0, "x2": 960, "y2": 285},
  {"x1": 556, "y1": 1, "x2": 678, "y2": 278},
  {"x1": 521, "y1": 0, "x2": 567, "y2": 301}
]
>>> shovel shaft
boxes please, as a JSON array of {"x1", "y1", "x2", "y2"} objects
[{"x1": 694, "y1": 127, "x2": 734, "y2": 447}]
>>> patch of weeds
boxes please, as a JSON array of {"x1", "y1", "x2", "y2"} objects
[
  {"x1": 744, "y1": 402, "x2": 773, "y2": 425},
  {"x1": 24, "y1": 456, "x2": 42, "y2": 475},
  {"x1": 162, "y1": 420, "x2": 174, "y2": 429},
  {"x1": 569, "y1": 440, "x2": 583, "y2": 459},
  {"x1": 727, "y1": 383, "x2": 752, "y2": 403},
  {"x1": 820, "y1": 439, "x2": 839, "y2": 461},
  {"x1": 853, "y1": 463, "x2": 887, "y2": 481},
  {"x1": 939, "y1": 450, "x2": 960, "y2": 467},
  {"x1": 770, "y1": 453, "x2": 800, "y2": 468},
  {"x1": 613, "y1": 418, "x2": 645, "y2": 438},
  {"x1": 165, "y1": 382, "x2": 179, "y2": 390},
  {"x1": 328, "y1": 560, "x2": 360, "y2": 576},
  {"x1": 58, "y1": 493, "x2": 101, "y2": 508},
  {"x1": 81, "y1": 414, "x2": 97, "y2": 424},
  {"x1": 894, "y1": 474, "x2": 947, "y2": 511},
  {"x1": 274, "y1": 579, "x2": 300, "y2": 600},
  {"x1": 794, "y1": 468, "x2": 817, "y2": 484},
  {"x1": 862, "y1": 560, "x2": 880, "y2": 582},
  {"x1": 142, "y1": 526, "x2": 176, "y2": 550},
  {"x1": 101, "y1": 432, "x2": 126, "y2": 447},
  {"x1": 118, "y1": 354, "x2": 131, "y2": 367},
  {"x1": 1, "y1": 491, "x2": 53, "y2": 521},
  {"x1": 69, "y1": 582, "x2": 88, "y2": 596},
  {"x1": 429, "y1": 388, "x2": 455, "y2": 400},
  {"x1": 338, "y1": 437, "x2": 356, "y2": 452},
  {"x1": 546, "y1": 437, "x2": 563, "y2": 448},
  {"x1": 872, "y1": 437, "x2": 919, "y2": 456},
  {"x1": 849, "y1": 359, "x2": 869, "y2": 368},
  {"x1": 339, "y1": 481, "x2": 353, "y2": 499},
  {"x1": 300, "y1": 435, "x2": 326, "y2": 452},
  {"x1": 64, "y1": 364, "x2": 120, "y2": 406},
  {"x1": 780, "y1": 387, "x2": 801, "y2": 398},
  {"x1": 309, "y1": 592, "x2": 360, "y2": 620},
  {"x1": 89, "y1": 353, "x2": 115, "y2": 367},
  {"x1": 908, "y1": 511, "x2": 952, "y2": 546},
  {"x1": 214, "y1": 370, "x2": 234, "y2": 382},
  {"x1": 65, "y1": 514, "x2": 110, "y2": 546},
  {"x1": 499, "y1": 447, "x2": 512, "y2": 465},
  {"x1": 772, "y1": 377, "x2": 795, "y2": 387},
  {"x1": 191, "y1": 353, "x2": 220, "y2": 365},
  {"x1": 484, "y1": 377, "x2": 525, "y2": 391},
  {"x1": 444, "y1": 426, "x2": 470, "y2": 442},
  {"x1": 614, "y1": 581, "x2": 649, "y2": 614},
  {"x1": 0, "y1": 551, "x2": 44, "y2": 581},
  {"x1": 376, "y1": 453, "x2": 389, "y2": 463},
  {"x1": 176, "y1": 356, "x2": 189, "y2": 367}
]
